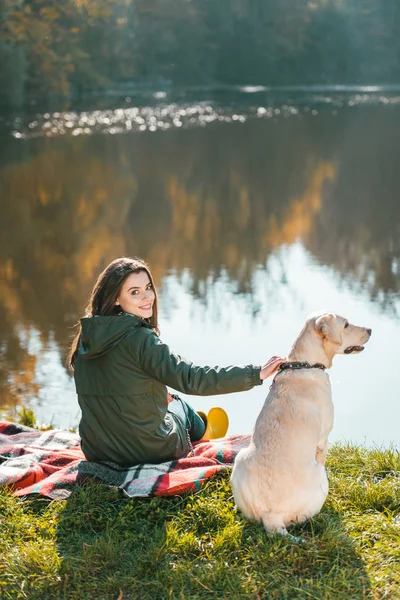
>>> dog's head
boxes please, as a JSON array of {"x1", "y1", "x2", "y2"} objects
[{"x1": 314, "y1": 313, "x2": 371, "y2": 357}]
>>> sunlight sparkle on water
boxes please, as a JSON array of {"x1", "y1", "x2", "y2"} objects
[{"x1": 10, "y1": 93, "x2": 400, "y2": 139}]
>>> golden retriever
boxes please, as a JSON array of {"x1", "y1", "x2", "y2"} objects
[{"x1": 231, "y1": 312, "x2": 371, "y2": 535}]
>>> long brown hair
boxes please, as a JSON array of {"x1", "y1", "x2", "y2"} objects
[{"x1": 68, "y1": 257, "x2": 159, "y2": 370}]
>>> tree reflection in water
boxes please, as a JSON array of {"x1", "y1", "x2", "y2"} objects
[{"x1": 0, "y1": 102, "x2": 399, "y2": 417}]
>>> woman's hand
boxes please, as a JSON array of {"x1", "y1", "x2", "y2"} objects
[{"x1": 260, "y1": 356, "x2": 287, "y2": 380}]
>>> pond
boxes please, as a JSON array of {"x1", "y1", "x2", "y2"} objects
[{"x1": 0, "y1": 88, "x2": 399, "y2": 447}]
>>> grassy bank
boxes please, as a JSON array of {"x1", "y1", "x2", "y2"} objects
[{"x1": 1, "y1": 443, "x2": 399, "y2": 600}]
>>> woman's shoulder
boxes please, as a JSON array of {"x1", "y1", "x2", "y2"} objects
[
  {"x1": 126, "y1": 321, "x2": 159, "y2": 344},
  {"x1": 124, "y1": 323, "x2": 161, "y2": 363}
]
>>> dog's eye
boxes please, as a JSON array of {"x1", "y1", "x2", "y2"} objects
[{"x1": 344, "y1": 322, "x2": 349, "y2": 329}]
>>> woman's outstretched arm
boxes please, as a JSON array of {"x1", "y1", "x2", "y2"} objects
[{"x1": 131, "y1": 327, "x2": 285, "y2": 396}]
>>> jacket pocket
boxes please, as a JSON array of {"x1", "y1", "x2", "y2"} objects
[{"x1": 155, "y1": 413, "x2": 174, "y2": 439}]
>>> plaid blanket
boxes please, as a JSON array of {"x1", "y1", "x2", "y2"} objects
[{"x1": 0, "y1": 421, "x2": 250, "y2": 500}]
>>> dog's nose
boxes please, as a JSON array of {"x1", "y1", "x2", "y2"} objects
[{"x1": 367, "y1": 328, "x2": 372, "y2": 336}]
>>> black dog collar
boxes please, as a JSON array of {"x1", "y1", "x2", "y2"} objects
[{"x1": 278, "y1": 361, "x2": 326, "y2": 373}]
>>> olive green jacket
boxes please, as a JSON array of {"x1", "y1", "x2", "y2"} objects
[{"x1": 74, "y1": 313, "x2": 263, "y2": 466}]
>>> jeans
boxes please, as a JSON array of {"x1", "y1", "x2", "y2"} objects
[{"x1": 167, "y1": 396, "x2": 206, "y2": 441}]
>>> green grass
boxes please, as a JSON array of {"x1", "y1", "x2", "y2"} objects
[{"x1": 1, "y1": 444, "x2": 399, "y2": 599}]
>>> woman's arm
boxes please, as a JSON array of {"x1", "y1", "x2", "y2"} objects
[{"x1": 132, "y1": 328, "x2": 265, "y2": 396}]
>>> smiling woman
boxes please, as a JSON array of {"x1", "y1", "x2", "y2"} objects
[
  {"x1": 116, "y1": 270, "x2": 156, "y2": 319},
  {"x1": 68, "y1": 257, "x2": 285, "y2": 467}
]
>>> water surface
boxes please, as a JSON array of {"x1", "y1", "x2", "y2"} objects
[{"x1": 0, "y1": 90, "x2": 399, "y2": 446}]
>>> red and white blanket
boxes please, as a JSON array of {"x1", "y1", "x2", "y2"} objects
[{"x1": 0, "y1": 422, "x2": 250, "y2": 500}]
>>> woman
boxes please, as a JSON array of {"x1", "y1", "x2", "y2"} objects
[{"x1": 69, "y1": 257, "x2": 285, "y2": 467}]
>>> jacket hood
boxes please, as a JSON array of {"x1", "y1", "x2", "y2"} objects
[{"x1": 78, "y1": 313, "x2": 151, "y2": 359}]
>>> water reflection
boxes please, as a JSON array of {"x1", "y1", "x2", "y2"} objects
[{"x1": 0, "y1": 99, "x2": 399, "y2": 441}]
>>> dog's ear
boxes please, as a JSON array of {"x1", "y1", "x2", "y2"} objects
[{"x1": 315, "y1": 314, "x2": 342, "y2": 346}]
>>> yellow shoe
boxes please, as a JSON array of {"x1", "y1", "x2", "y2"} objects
[{"x1": 197, "y1": 407, "x2": 229, "y2": 441}]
